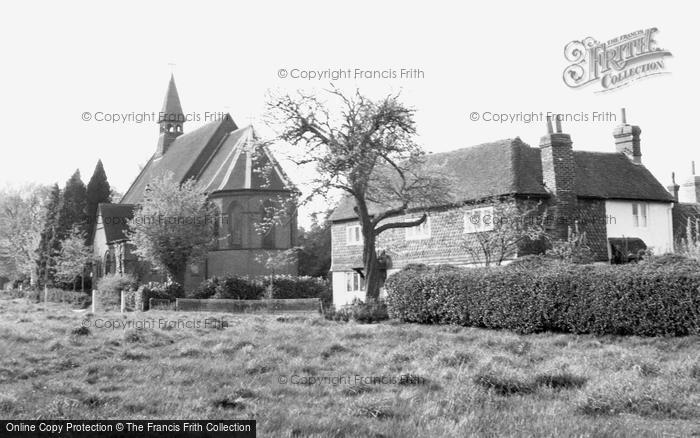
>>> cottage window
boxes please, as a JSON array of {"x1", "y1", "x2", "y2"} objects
[
  {"x1": 464, "y1": 206, "x2": 495, "y2": 233},
  {"x1": 632, "y1": 202, "x2": 647, "y2": 227},
  {"x1": 346, "y1": 224, "x2": 362, "y2": 245},
  {"x1": 346, "y1": 271, "x2": 365, "y2": 292},
  {"x1": 405, "y1": 216, "x2": 431, "y2": 240}
]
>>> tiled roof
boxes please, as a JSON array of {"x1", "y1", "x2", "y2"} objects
[
  {"x1": 120, "y1": 116, "x2": 237, "y2": 204},
  {"x1": 98, "y1": 203, "x2": 136, "y2": 242},
  {"x1": 198, "y1": 126, "x2": 296, "y2": 194},
  {"x1": 573, "y1": 151, "x2": 674, "y2": 201},
  {"x1": 330, "y1": 138, "x2": 673, "y2": 221}
]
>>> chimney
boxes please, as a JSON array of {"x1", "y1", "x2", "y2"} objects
[
  {"x1": 540, "y1": 115, "x2": 576, "y2": 240},
  {"x1": 613, "y1": 108, "x2": 642, "y2": 164},
  {"x1": 667, "y1": 172, "x2": 680, "y2": 202},
  {"x1": 679, "y1": 161, "x2": 700, "y2": 203}
]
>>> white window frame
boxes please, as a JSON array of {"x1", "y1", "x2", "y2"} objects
[
  {"x1": 632, "y1": 202, "x2": 648, "y2": 228},
  {"x1": 405, "y1": 216, "x2": 431, "y2": 240},
  {"x1": 346, "y1": 224, "x2": 362, "y2": 245},
  {"x1": 346, "y1": 271, "x2": 365, "y2": 292},
  {"x1": 464, "y1": 206, "x2": 495, "y2": 233}
]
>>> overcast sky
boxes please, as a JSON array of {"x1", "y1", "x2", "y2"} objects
[{"x1": 0, "y1": 1, "x2": 696, "y2": 226}]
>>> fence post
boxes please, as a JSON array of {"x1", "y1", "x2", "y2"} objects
[
  {"x1": 120, "y1": 290, "x2": 126, "y2": 313},
  {"x1": 92, "y1": 290, "x2": 97, "y2": 313},
  {"x1": 44, "y1": 285, "x2": 48, "y2": 304}
]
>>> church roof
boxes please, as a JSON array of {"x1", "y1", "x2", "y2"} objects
[
  {"x1": 98, "y1": 203, "x2": 136, "y2": 243},
  {"x1": 198, "y1": 126, "x2": 296, "y2": 194},
  {"x1": 120, "y1": 116, "x2": 237, "y2": 203},
  {"x1": 330, "y1": 138, "x2": 674, "y2": 221},
  {"x1": 159, "y1": 74, "x2": 184, "y2": 123},
  {"x1": 120, "y1": 120, "x2": 296, "y2": 204}
]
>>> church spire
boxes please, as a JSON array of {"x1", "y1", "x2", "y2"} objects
[{"x1": 156, "y1": 74, "x2": 185, "y2": 157}]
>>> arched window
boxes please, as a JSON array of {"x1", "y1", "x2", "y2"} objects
[
  {"x1": 228, "y1": 201, "x2": 243, "y2": 248},
  {"x1": 261, "y1": 201, "x2": 276, "y2": 249},
  {"x1": 104, "y1": 250, "x2": 113, "y2": 275}
]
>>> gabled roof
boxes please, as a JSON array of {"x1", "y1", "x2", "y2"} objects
[
  {"x1": 120, "y1": 116, "x2": 237, "y2": 204},
  {"x1": 198, "y1": 126, "x2": 297, "y2": 194},
  {"x1": 330, "y1": 138, "x2": 674, "y2": 222},
  {"x1": 98, "y1": 203, "x2": 136, "y2": 243},
  {"x1": 159, "y1": 74, "x2": 184, "y2": 123},
  {"x1": 573, "y1": 151, "x2": 674, "y2": 201}
]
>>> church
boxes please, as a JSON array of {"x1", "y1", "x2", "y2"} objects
[{"x1": 91, "y1": 76, "x2": 298, "y2": 290}]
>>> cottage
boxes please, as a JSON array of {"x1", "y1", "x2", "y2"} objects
[
  {"x1": 330, "y1": 112, "x2": 675, "y2": 306},
  {"x1": 667, "y1": 164, "x2": 700, "y2": 244},
  {"x1": 92, "y1": 76, "x2": 298, "y2": 290}
]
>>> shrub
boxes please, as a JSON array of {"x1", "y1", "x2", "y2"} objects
[
  {"x1": 44, "y1": 288, "x2": 91, "y2": 308},
  {"x1": 8, "y1": 288, "x2": 91, "y2": 308},
  {"x1": 325, "y1": 298, "x2": 389, "y2": 323},
  {"x1": 385, "y1": 263, "x2": 700, "y2": 336},
  {"x1": 266, "y1": 275, "x2": 332, "y2": 308},
  {"x1": 134, "y1": 281, "x2": 182, "y2": 311},
  {"x1": 213, "y1": 276, "x2": 264, "y2": 300},
  {"x1": 96, "y1": 274, "x2": 137, "y2": 295},
  {"x1": 191, "y1": 277, "x2": 219, "y2": 299}
]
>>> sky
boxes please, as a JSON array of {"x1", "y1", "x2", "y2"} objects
[{"x1": 0, "y1": 1, "x2": 697, "y2": 227}]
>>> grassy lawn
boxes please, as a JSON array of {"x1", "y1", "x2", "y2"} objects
[{"x1": 0, "y1": 296, "x2": 699, "y2": 437}]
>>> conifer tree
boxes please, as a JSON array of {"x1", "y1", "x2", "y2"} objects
[
  {"x1": 86, "y1": 159, "x2": 111, "y2": 243},
  {"x1": 58, "y1": 170, "x2": 88, "y2": 240}
]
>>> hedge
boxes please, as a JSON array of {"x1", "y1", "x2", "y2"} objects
[
  {"x1": 384, "y1": 262, "x2": 700, "y2": 336},
  {"x1": 2, "y1": 288, "x2": 91, "y2": 308},
  {"x1": 134, "y1": 282, "x2": 184, "y2": 311},
  {"x1": 191, "y1": 275, "x2": 331, "y2": 307}
]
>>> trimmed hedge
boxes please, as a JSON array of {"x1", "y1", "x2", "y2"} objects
[
  {"x1": 191, "y1": 275, "x2": 331, "y2": 307},
  {"x1": 385, "y1": 262, "x2": 700, "y2": 336}
]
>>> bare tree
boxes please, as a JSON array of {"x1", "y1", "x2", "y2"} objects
[
  {"x1": 266, "y1": 88, "x2": 449, "y2": 300},
  {"x1": 461, "y1": 197, "x2": 547, "y2": 266}
]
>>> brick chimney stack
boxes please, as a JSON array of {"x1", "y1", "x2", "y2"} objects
[
  {"x1": 667, "y1": 172, "x2": 680, "y2": 202},
  {"x1": 613, "y1": 108, "x2": 642, "y2": 164},
  {"x1": 679, "y1": 161, "x2": 700, "y2": 203},
  {"x1": 540, "y1": 115, "x2": 577, "y2": 240}
]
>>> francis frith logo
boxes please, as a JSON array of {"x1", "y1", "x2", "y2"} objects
[{"x1": 563, "y1": 28, "x2": 672, "y2": 92}]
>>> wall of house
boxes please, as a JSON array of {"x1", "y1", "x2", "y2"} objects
[
  {"x1": 575, "y1": 198, "x2": 609, "y2": 261},
  {"x1": 330, "y1": 199, "x2": 538, "y2": 306},
  {"x1": 605, "y1": 200, "x2": 674, "y2": 254}
]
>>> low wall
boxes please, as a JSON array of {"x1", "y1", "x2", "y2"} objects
[{"x1": 176, "y1": 298, "x2": 322, "y2": 314}]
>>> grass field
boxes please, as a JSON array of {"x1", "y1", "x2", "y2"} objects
[{"x1": 1, "y1": 296, "x2": 699, "y2": 437}]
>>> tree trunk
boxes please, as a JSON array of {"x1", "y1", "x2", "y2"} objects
[{"x1": 363, "y1": 233, "x2": 382, "y2": 301}]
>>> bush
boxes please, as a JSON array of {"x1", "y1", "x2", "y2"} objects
[
  {"x1": 191, "y1": 277, "x2": 219, "y2": 299},
  {"x1": 134, "y1": 281, "x2": 183, "y2": 311},
  {"x1": 212, "y1": 276, "x2": 264, "y2": 300},
  {"x1": 96, "y1": 273, "x2": 137, "y2": 295},
  {"x1": 192, "y1": 275, "x2": 331, "y2": 305},
  {"x1": 266, "y1": 275, "x2": 331, "y2": 308},
  {"x1": 639, "y1": 253, "x2": 700, "y2": 270},
  {"x1": 5, "y1": 288, "x2": 91, "y2": 308},
  {"x1": 385, "y1": 263, "x2": 700, "y2": 336},
  {"x1": 325, "y1": 298, "x2": 389, "y2": 323}
]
